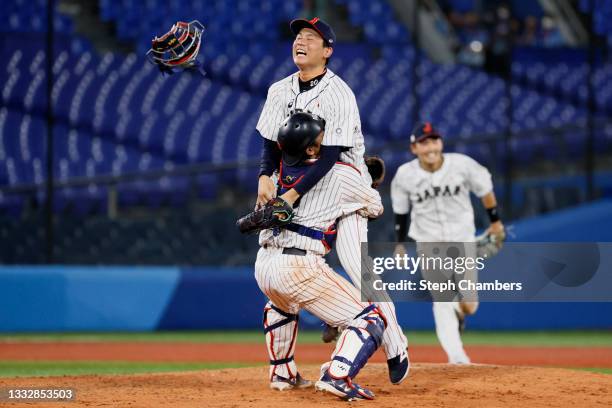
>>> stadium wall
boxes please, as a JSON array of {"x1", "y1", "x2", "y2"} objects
[{"x1": 2, "y1": 200, "x2": 612, "y2": 332}]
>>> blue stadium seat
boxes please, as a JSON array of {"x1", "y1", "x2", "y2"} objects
[{"x1": 2, "y1": 2, "x2": 610, "y2": 213}]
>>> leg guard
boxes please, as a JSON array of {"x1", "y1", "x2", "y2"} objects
[
  {"x1": 329, "y1": 304, "x2": 385, "y2": 379},
  {"x1": 263, "y1": 301, "x2": 299, "y2": 380}
]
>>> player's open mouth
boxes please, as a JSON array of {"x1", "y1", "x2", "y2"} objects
[{"x1": 296, "y1": 49, "x2": 307, "y2": 56}]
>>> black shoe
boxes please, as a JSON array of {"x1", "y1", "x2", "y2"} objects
[
  {"x1": 386, "y1": 349, "x2": 409, "y2": 385},
  {"x1": 321, "y1": 324, "x2": 340, "y2": 343}
]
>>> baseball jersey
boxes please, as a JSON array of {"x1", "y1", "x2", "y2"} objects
[
  {"x1": 390, "y1": 153, "x2": 493, "y2": 242},
  {"x1": 260, "y1": 163, "x2": 382, "y2": 255},
  {"x1": 256, "y1": 69, "x2": 366, "y2": 172}
]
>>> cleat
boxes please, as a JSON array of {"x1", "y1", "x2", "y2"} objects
[
  {"x1": 321, "y1": 324, "x2": 340, "y2": 343},
  {"x1": 386, "y1": 349, "x2": 410, "y2": 385},
  {"x1": 315, "y1": 370, "x2": 375, "y2": 401},
  {"x1": 270, "y1": 372, "x2": 312, "y2": 391},
  {"x1": 449, "y1": 357, "x2": 471, "y2": 365}
]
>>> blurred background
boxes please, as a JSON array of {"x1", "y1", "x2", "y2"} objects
[{"x1": 1, "y1": 0, "x2": 612, "y2": 333}]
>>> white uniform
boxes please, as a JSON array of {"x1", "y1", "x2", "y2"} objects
[
  {"x1": 390, "y1": 152, "x2": 493, "y2": 364},
  {"x1": 255, "y1": 163, "x2": 382, "y2": 381},
  {"x1": 257, "y1": 69, "x2": 408, "y2": 360},
  {"x1": 256, "y1": 69, "x2": 366, "y2": 173},
  {"x1": 259, "y1": 162, "x2": 382, "y2": 254},
  {"x1": 390, "y1": 153, "x2": 493, "y2": 242}
]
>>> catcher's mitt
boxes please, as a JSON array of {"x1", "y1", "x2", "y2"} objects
[
  {"x1": 236, "y1": 197, "x2": 294, "y2": 234},
  {"x1": 146, "y1": 20, "x2": 205, "y2": 75},
  {"x1": 365, "y1": 156, "x2": 385, "y2": 188},
  {"x1": 475, "y1": 230, "x2": 506, "y2": 258}
]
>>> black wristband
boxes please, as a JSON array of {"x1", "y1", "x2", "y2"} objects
[
  {"x1": 486, "y1": 206, "x2": 501, "y2": 223},
  {"x1": 394, "y1": 213, "x2": 409, "y2": 242}
]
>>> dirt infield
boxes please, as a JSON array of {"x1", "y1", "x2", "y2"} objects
[
  {"x1": 1, "y1": 364, "x2": 611, "y2": 407},
  {"x1": 1, "y1": 342, "x2": 612, "y2": 367}
]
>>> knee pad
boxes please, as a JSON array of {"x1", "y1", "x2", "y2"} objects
[{"x1": 329, "y1": 304, "x2": 385, "y2": 379}]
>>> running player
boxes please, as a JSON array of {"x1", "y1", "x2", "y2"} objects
[
  {"x1": 256, "y1": 17, "x2": 408, "y2": 383},
  {"x1": 256, "y1": 111, "x2": 386, "y2": 400},
  {"x1": 390, "y1": 122, "x2": 505, "y2": 364}
]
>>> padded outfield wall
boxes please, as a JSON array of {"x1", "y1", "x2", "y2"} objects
[{"x1": 1, "y1": 200, "x2": 612, "y2": 332}]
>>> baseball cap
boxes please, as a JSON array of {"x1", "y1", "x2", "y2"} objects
[
  {"x1": 410, "y1": 122, "x2": 442, "y2": 144},
  {"x1": 290, "y1": 17, "x2": 336, "y2": 47}
]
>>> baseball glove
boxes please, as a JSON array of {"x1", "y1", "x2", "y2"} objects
[
  {"x1": 475, "y1": 230, "x2": 506, "y2": 258},
  {"x1": 236, "y1": 197, "x2": 294, "y2": 234},
  {"x1": 365, "y1": 156, "x2": 385, "y2": 188}
]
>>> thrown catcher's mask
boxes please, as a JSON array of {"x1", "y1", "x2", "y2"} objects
[{"x1": 146, "y1": 20, "x2": 205, "y2": 75}]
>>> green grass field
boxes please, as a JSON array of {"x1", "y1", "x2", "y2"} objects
[
  {"x1": 3, "y1": 330, "x2": 612, "y2": 346},
  {"x1": 0, "y1": 361, "x2": 255, "y2": 378},
  {"x1": 0, "y1": 331, "x2": 610, "y2": 378}
]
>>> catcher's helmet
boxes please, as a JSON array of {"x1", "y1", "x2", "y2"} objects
[{"x1": 277, "y1": 111, "x2": 326, "y2": 166}]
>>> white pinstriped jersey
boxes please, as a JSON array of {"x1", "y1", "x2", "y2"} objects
[
  {"x1": 256, "y1": 69, "x2": 366, "y2": 172},
  {"x1": 259, "y1": 162, "x2": 382, "y2": 255},
  {"x1": 390, "y1": 153, "x2": 493, "y2": 242}
]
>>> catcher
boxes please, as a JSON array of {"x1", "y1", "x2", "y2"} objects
[
  {"x1": 238, "y1": 111, "x2": 387, "y2": 400},
  {"x1": 390, "y1": 122, "x2": 505, "y2": 364}
]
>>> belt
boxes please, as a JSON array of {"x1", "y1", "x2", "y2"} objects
[{"x1": 282, "y1": 247, "x2": 307, "y2": 256}]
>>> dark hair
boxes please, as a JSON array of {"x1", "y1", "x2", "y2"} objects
[{"x1": 323, "y1": 40, "x2": 332, "y2": 66}]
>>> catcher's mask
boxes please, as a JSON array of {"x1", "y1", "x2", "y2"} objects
[
  {"x1": 277, "y1": 111, "x2": 326, "y2": 166},
  {"x1": 146, "y1": 20, "x2": 205, "y2": 75}
]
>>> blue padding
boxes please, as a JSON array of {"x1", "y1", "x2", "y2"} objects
[
  {"x1": 345, "y1": 320, "x2": 384, "y2": 378},
  {"x1": 462, "y1": 302, "x2": 612, "y2": 330},
  {"x1": 393, "y1": 302, "x2": 612, "y2": 330},
  {"x1": 156, "y1": 267, "x2": 266, "y2": 330},
  {"x1": 509, "y1": 199, "x2": 612, "y2": 242},
  {"x1": 0, "y1": 266, "x2": 180, "y2": 332},
  {"x1": 2, "y1": 259, "x2": 612, "y2": 331}
]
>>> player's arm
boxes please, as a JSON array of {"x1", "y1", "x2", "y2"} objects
[
  {"x1": 257, "y1": 138, "x2": 281, "y2": 206},
  {"x1": 481, "y1": 191, "x2": 505, "y2": 239},
  {"x1": 390, "y1": 166, "x2": 412, "y2": 255},
  {"x1": 338, "y1": 166, "x2": 383, "y2": 218},
  {"x1": 255, "y1": 85, "x2": 285, "y2": 207},
  {"x1": 394, "y1": 211, "x2": 414, "y2": 243},
  {"x1": 465, "y1": 155, "x2": 505, "y2": 239},
  {"x1": 280, "y1": 145, "x2": 342, "y2": 205}
]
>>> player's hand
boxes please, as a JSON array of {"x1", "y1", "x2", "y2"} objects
[
  {"x1": 256, "y1": 175, "x2": 276, "y2": 209},
  {"x1": 486, "y1": 221, "x2": 506, "y2": 246},
  {"x1": 394, "y1": 243, "x2": 406, "y2": 258},
  {"x1": 358, "y1": 206, "x2": 384, "y2": 219},
  {"x1": 279, "y1": 189, "x2": 299, "y2": 207}
]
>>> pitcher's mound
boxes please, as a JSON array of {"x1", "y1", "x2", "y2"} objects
[{"x1": 1, "y1": 363, "x2": 610, "y2": 407}]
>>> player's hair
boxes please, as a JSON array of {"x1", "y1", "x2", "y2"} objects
[{"x1": 323, "y1": 39, "x2": 331, "y2": 66}]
